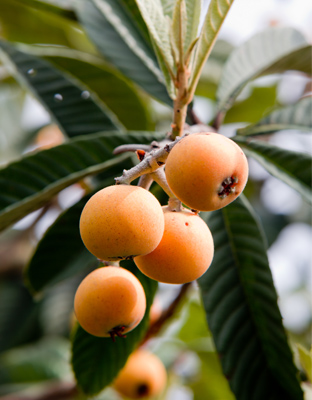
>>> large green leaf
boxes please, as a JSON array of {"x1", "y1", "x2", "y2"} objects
[
  {"x1": 71, "y1": 260, "x2": 158, "y2": 395},
  {"x1": 0, "y1": 41, "x2": 122, "y2": 137},
  {"x1": 0, "y1": 279, "x2": 40, "y2": 354},
  {"x1": 234, "y1": 136, "x2": 312, "y2": 203},
  {"x1": 237, "y1": 96, "x2": 312, "y2": 136},
  {"x1": 216, "y1": 27, "x2": 310, "y2": 115},
  {"x1": 189, "y1": 0, "x2": 235, "y2": 97},
  {"x1": 46, "y1": 55, "x2": 152, "y2": 131},
  {"x1": 198, "y1": 196, "x2": 303, "y2": 400},
  {"x1": 0, "y1": 131, "x2": 166, "y2": 232},
  {"x1": 0, "y1": 0, "x2": 80, "y2": 48},
  {"x1": 15, "y1": 44, "x2": 153, "y2": 130},
  {"x1": 0, "y1": 337, "x2": 71, "y2": 385},
  {"x1": 76, "y1": 0, "x2": 171, "y2": 105}
]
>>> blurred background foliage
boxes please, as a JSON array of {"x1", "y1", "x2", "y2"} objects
[{"x1": 0, "y1": 0, "x2": 311, "y2": 399}]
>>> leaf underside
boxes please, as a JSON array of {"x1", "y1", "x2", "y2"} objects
[
  {"x1": 198, "y1": 196, "x2": 303, "y2": 400},
  {"x1": 217, "y1": 27, "x2": 309, "y2": 113}
]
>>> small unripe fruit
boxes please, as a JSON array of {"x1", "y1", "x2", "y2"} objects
[
  {"x1": 134, "y1": 207, "x2": 214, "y2": 284},
  {"x1": 113, "y1": 349, "x2": 167, "y2": 399},
  {"x1": 165, "y1": 132, "x2": 249, "y2": 211},
  {"x1": 79, "y1": 185, "x2": 165, "y2": 261},
  {"x1": 74, "y1": 266, "x2": 146, "y2": 338}
]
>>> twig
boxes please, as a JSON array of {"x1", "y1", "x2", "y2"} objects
[
  {"x1": 141, "y1": 282, "x2": 192, "y2": 345},
  {"x1": 0, "y1": 381, "x2": 78, "y2": 400},
  {"x1": 114, "y1": 133, "x2": 189, "y2": 186}
]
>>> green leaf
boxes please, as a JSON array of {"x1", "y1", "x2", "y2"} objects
[
  {"x1": 76, "y1": 0, "x2": 171, "y2": 105},
  {"x1": 189, "y1": 0, "x2": 235, "y2": 96},
  {"x1": 0, "y1": 0, "x2": 80, "y2": 48},
  {"x1": 0, "y1": 40, "x2": 122, "y2": 137},
  {"x1": 0, "y1": 130, "x2": 166, "y2": 232},
  {"x1": 198, "y1": 196, "x2": 303, "y2": 400},
  {"x1": 237, "y1": 96, "x2": 312, "y2": 136},
  {"x1": 71, "y1": 260, "x2": 158, "y2": 395},
  {"x1": 184, "y1": 0, "x2": 201, "y2": 54},
  {"x1": 160, "y1": 0, "x2": 175, "y2": 17},
  {"x1": 216, "y1": 27, "x2": 310, "y2": 114},
  {"x1": 297, "y1": 344, "x2": 312, "y2": 383},
  {"x1": 0, "y1": 337, "x2": 71, "y2": 384},
  {"x1": 0, "y1": 279, "x2": 39, "y2": 354},
  {"x1": 224, "y1": 85, "x2": 278, "y2": 124},
  {"x1": 135, "y1": 0, "x2": 176, "y2": 94},
  {"x1": 234, "y1": 136, "x2": 312, "y2": 203},
  {"x1": 39, "y1": 49, "x2": 154, "y2": 131},
  {"x1": 15, "y1": 44, "x2": 154, "y2": 130},
  {"x1": 191, "y1": 352, "x2": 235, "y2": 400},
  {"x1": 25, "y1": 168, "x2": 134, "y2": 294}
]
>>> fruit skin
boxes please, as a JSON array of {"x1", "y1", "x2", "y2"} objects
[
  {"x1": 165, "y1": 132, "x2": 249, "y2": 211},
  {"x1": 134, "y1": 206, "x2": 214, "y2": 284},
  {"x1": 79, "y1": 185, "x2": 165, "y2": 261},
  {"x1": 74, "y1": 266, "x2": 146, "y2": 337},
  {"x1": 113, "y1": 349, "x2": 167, "y2": 399}
]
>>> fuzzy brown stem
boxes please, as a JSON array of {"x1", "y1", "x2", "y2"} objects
[{"x1": 170, "y1": 66, "x2": 191, "y2": 140}]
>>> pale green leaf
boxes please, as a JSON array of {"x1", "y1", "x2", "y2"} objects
[
  {"x1": 189, "y1": 0, "x2": 235, "y2": 96},
  {"x1": 171, "y1": 0, "x2": 186, "y2": 63},
  {"x1": 217, "y1": 27, "x2": 309, "y2": 114},
  {"x1": 184, "y1": 0, "x2": 201, "y2": 54},
  {"x1": 135, "y1": 0, "x2": 176, "y2": 78},
  {"x1": 237, "y1": 96, "x2": 312, "y2": 136},
  {"x1": 160, "y1": 0, "x2": 175, "y2": 17},
  {"x1": 76, "y1": 0, "x2": 171, "y2": 105}
]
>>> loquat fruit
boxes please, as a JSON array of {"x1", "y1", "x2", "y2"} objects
[
  {"x1": 113, "y1": 349, "x2": 167, "y2": 399},
  {"x1": 134, "y1": 206, "x2": 214, "y2": 284},
  {"x1": 79, "y1": 185, "x2": 165, "y2": 261},
  {"x1": 74, "y1": 266, "x2": 146, "y2": 339},
  {"x1": 165, "y1": 132, "x2": 248, "y2": 211}
]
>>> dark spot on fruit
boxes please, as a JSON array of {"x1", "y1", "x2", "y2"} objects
[
  {"x1": 137, "y1": 383, "x2": 149, "y2": 397},
  {"x1": 185, "y1": 222, "x2": 189, "y2": 226},
  {"x1": 109, "y1": 325, "x2": 127, "y2": 342},
  {"x1": 218, "y1": 176, "x2": 238, "y2": 198}
]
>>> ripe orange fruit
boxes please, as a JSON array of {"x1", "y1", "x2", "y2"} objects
[
  {"x1": 74, "y1": 266, "x2": 146, "y2": 338},
  {"x1": 113, "y1": 349, "x2": 167, "y2": 399},
  {"x1": 79, "y1": 185, "x2": 165, "y2": 261},
  {"x1": 134, "y1": 206, "x2": 214, "y2": 284},
  {"x1": 165, "y1": 132, "x2": 248, "y2": 211}
]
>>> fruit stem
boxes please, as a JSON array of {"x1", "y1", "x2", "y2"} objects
[
  {"x1": 151, "y1": 168, "x2": 179, "y2": 201},
  {"x1": 114, "y1": 134, "x2": 187, "y2": 185},
  {"x1": 138, "y1": 174, "x2": 154, "y2": 190}
]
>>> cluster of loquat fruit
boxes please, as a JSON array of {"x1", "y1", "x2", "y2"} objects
[{"x1": 74, "y1": 132, "x2": 248, "y2": 398}]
